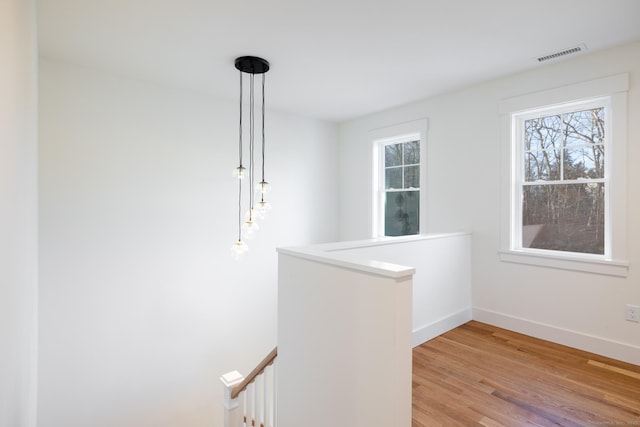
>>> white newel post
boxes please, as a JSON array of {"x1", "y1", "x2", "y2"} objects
[{"x1": 220, "y1": 370, "x2": 245, "y2": 427}]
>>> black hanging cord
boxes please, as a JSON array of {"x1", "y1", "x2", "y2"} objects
[
  {"x1": 249, "y1": 73, "x2": 255, "y2": 218},
  {"x1": 261, "y1": 73, "x2": 266, "y2": 184},
  {"x1": 237, "y1": 70, "x2": 243, "y2": 241},
  {"x1": 259, "y1": 73, "x2": 266, "y2": 204},
  {"x1": 238, "y1": 70, "x2": 243, "y2": 169}
]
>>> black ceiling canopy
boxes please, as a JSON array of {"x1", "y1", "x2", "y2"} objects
[{"x1": 234, "y1": 56, "x2": 270, "y2": 74}]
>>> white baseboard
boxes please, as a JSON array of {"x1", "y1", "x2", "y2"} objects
[
  {"x1": 412, "y1": 308, "x2": 472, "y2": 348},
  {"x1": 473, "y1": 307, "x2": 640, "y2": 366}
]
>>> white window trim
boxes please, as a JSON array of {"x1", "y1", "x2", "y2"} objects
[
  {"x1": 370, "y1": 119, "x2": 428, "y2": 238},
  {"x1": 499, "y1": 74, "x2": 629, "y2": 277}
]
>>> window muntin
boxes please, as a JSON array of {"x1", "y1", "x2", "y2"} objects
[{"x1": 514, "y1": 100, "x2": 609, "y2": 256}]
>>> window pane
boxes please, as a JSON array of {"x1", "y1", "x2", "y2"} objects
[
  {"x1": 385, "y1": 144, "x2": 402, "y2": 167},
  {"x1": 522, "y1": 183, "x2": 604, "y2": 254},
  {"x1": 563, "y1": 108, "x2": 604, "y2": 148},
  {"x1": 403, "y1": 140, "x2": 420, "y2": 165},
  {"x1": 563, "y1": 145, "x2": 604, "y2": 179},
  {"x1": 524, "y1": 149, "x2": 560, "y2": 181},
  {"x1": 385, "y1": 168, "x2": 402, "y2": 189},
  {"x1": 404, "y1": 166, "x2": 419, "y2": 188},
  {"x1": 525, "y1": 115, "x2": 563, "y2": 152},
  {"x1": 385, "y1": 191, "x2": 419, "y2": 236}
]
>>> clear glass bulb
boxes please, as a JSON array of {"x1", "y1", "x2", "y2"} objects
[
  {"x1": 230, "y1": 240, "x2": 248, "y2": 260},
  {"x1": 256, "y1": 200, "x2": 272, "y2": 216},
  {"x1": 255, "y1": 180, "x2": 272, "y2": 194},
  {"x1": 232, "y1": 166, "x2": 246, "y2": 180},
  {"x1": 242, "y1": 219, "x2": 259, "y2": 239}
]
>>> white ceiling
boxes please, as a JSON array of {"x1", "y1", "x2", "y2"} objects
[{"x1": 37, "y1": 0, "x2": 640, "y2": 123}]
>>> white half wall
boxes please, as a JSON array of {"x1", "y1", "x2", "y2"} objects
[
  {"x1": 277, "y1": 248, "x2": 413, "y2": 427},
  {"x1": 322, "y1": 233, "x2": 472, "y2": 347},
  {"x1": 0, "y1": 1, "x2": 38, "y2": 426},
  {"x1": 38, "y1": 59, "x2": 338, "y2": 427},
  {"x1": 338, "y1": 41, "x2": 640, "y2": 365},
  {"x1": 275, "y1": 233, "x2": 469, "y2": 426}
]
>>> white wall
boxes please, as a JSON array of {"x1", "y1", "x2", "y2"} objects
[
  {"x1": 38, "y1": 59, "x2": 338, "y2": 427},
  {"x1": 338, "y1": 41, "x2": 640, "y2": 364},
  {"x1": 0, "y1": 1, "x2": 39, "y2": 426}
]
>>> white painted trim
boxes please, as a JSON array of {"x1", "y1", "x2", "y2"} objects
[
  {"x1": 276, "y1": 246, "x2": 415, "y2": 279},
  {"x1": 412, "y1": 307, "x2": 472, "y2": 348},
  {"x1": 499, "y1": 250, "x2": 628, "y2": 277},
  {"x1": 473, "y1": 307, "x2": 640, "y2": 366},
  {"x1": 609, "y1": 89, "x2": 628, "y2": 263},
  {"x1": 317, "y1": 232, "x2": 471, "y2": 251},
  {"x1": 498, "y1": 73, "x2": 629, "y2": 113}
]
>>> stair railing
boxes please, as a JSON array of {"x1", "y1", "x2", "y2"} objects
[{"x1": 221, "y1": 347, "x2": 278, "y2": 427}]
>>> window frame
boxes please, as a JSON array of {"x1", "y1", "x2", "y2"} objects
[
  {"x1": 370, "y1": 119, "x2": 428, "y2": 238},
  {"x1": 513, "y1": 97, "x2": 610, "y2": 257},
  {"x1": 499, "y1": 74, "x2": 629, "y2": 277},
  {"x1": 379, "y1": 137, "x2": 421, "y2": 237}
]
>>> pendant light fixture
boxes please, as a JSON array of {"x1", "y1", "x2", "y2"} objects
[{"x1": 231, "y1": 56, "x2": 270, "y2": 260}]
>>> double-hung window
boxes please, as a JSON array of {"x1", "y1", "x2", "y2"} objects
[
  {"x1": 500, "y1": 74, "x2": 628, "y2": 276},
  {"x1": 517, "y1": 100, "x2": 607, "y2": 255},
  {"x1": 381, "y1": 138, "x2": 420, "y2": 236},
  {"x1": 371, "y1": 119, "x2": 427, "y2": 237}
]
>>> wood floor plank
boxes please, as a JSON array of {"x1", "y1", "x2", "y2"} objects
[
  {"x1": 412, "y1": 321, "x2": 640, "y2": 427},
  {"x1": 588, "y1": 359, "x2": 640, "y2": 380}
]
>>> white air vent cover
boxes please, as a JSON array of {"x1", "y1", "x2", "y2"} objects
[{"x1": 537, "y1": 44, "x2": 588, "y2": 62}]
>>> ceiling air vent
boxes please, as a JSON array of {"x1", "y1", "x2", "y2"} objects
[{"x1": 536, "y1": 44, "x2": 587, "y2": 63}]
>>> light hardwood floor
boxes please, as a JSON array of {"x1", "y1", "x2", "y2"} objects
[{"x1": 412, "y1": 321, "x2": 640, "y2": 426}]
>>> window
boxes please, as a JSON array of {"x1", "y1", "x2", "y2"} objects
[
  {"x1": 499, "y1": 74, "x2": 628, "y2": 276},
  {"x1": 370, "y1": 119, "x2": 428, "y2": 238},
  {"x1": 516, "y1": 100, "x2": 607, "y2": 255},
  {"x1": 382, "y1": 139, "x2": 420, "y2": 236}
]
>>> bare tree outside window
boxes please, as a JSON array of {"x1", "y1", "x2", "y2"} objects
[{"x1": 522, "y1": 108, "x2": 605, "y2": 254}]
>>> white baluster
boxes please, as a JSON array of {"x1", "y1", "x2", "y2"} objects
[
  {"x1": 249, "y1": 382, "x2": 255, "y2": 426},
  {"x1": 238, "y1": 391, "x2": 246, "y2": 427},
  {"x1": 272, "y1": 361, "x2": 277, "y2": 427},
  {"x1": 262, "y1": 367, "x2": 268, "y2": 426},
  {"x1": 252, "y1": 376, "x2": 258, "y2": 427},
  {"x1": 220, "y1": 371, "x2": 245, "y2": 427},
  {"x1": 254, "y1": 373, "x2": 262, "y2": 427},
  {"x1": 271, "y1": 363, "x2": 277, "y2": 427}
]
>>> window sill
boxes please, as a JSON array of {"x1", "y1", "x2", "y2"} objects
[{"x1": 499, "y1": 250, "x2": 629, "y2": 277}]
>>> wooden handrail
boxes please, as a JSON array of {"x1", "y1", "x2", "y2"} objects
[{"x1": 231, "y1": 347, "x2": 278, "y2": 399}]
